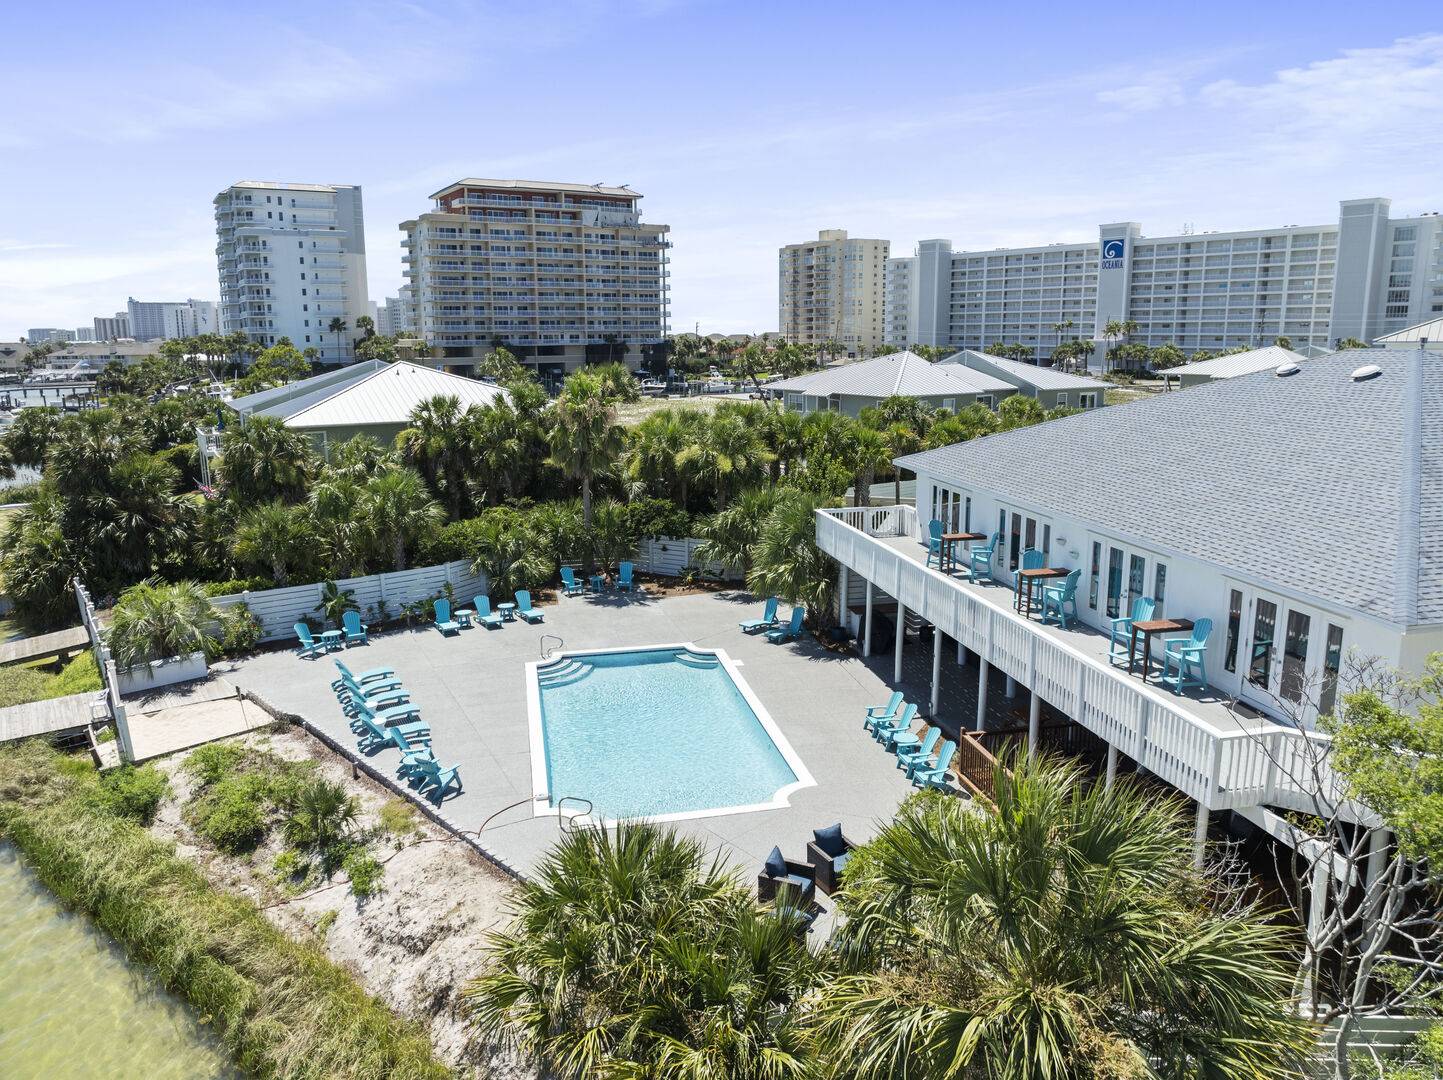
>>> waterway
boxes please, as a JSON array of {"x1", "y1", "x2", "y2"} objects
[{"x1": 0, "y1": 844, "x2": 238, "y2": 1079}]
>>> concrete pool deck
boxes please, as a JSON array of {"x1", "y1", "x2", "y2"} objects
[{"x1": 222, "y1": 587, "x2": 972, "y2": 881}]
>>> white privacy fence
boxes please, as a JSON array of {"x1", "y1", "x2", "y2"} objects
[
  {"x1": 72, "y1": 578, "x2": 133, "y2": 763},
  {"x1": 210, "y1": 560, "x2": 489, "y2": 643},
  {"x1": 816, "y1": 506, "x2": 1365, "y2": 822},
  {"x1": 628, "y1": 537, "x2": 742, "y2": 580}
]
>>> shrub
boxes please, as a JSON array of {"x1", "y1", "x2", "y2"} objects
[
  {"x1": 314, "y1": 909, "x2": 338, "y2": 936},
  {"x1": 377, "y1": 798, "x2": 419, "y2": 844},
  {"x1": 189, "y1": 773, "x2": 271, "y2": 854},
  {"x1": 185, "y1": 742, "x2": 248, "y2": 786},
  {"x1": 215, "y1": 602, "x2": 263, "y2": 659},
  {"x1": 283, "y1": 777, "x2": 359, "y2": 867},
  {"x1": 342, "y1": 848, "x2": 384, "y2": 898},
  {"x1": 201, "y1": 576, "x2": 272, "y2": 598},
  {"x1": 106, "y1": 579, "x2": 219, "y2": 668},
  {"x1": 89, "y1": 764, "x2": 169, "y2": 824}
]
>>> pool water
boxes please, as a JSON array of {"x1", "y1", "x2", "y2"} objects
[{"x1": 535, "y1": 647, "x2": 805, "y2": 821}]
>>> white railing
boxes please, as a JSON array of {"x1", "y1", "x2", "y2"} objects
[
  {"x1": 816, "y1": 508, "x2": 1362, "y2": 820},
  {"x1": 72, "y1": 579, "x2": 133, "y2": 764}
]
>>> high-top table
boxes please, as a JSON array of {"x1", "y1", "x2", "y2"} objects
[
  {"x1": 1015, "y1": 566, "x2": 1069, "y2": 616},
  {"x1": 1129, "y1": 618, "x2": 1195, "y2": 683},
  {"x1": 939, "y1": 531, "x2": 987, "y2": 575}
]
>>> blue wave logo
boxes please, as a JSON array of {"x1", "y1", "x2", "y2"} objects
[{"x1": 1102, "y1": 239, "x2": 1126, "y2": 260}]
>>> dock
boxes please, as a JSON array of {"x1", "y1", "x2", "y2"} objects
[
  {"x1": 0, "y1": 692, "x2": 106, "y2": 743},
  {"x1": 0, "y1": 626, "x2": 91, "y2": 667}
]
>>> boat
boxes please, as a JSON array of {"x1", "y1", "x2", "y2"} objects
[{"x1": 639, "y1": 379, "x2": 668, "y2": 396}]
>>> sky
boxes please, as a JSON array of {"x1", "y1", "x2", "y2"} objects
[{"x1": 2, "y1": 1, "x2": 1442, "y2": 340}]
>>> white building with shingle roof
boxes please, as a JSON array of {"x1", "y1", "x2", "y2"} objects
[
  {"x1": 1159, "y1": 344, "x2": 1308, "y2": 388},
  {"x1": 770, "y1": 350, "x2": 1016, "y2": 417},
  {"x1": 937, "y1": 350, "x2": 1108, "y2": 409}
]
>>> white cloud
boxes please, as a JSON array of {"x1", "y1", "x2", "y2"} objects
[{"x1": 1097, "y1": 77, "x2": 1187, "y2": 113}]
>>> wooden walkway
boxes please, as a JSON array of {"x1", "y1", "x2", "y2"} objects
[
  {"x1": 0, "y1": 626, "x2": 90, "y2": 667},
  {"x1": 0, "y1": 692, "x2": 104, "y2": 743}
]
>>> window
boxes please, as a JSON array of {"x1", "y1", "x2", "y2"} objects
[
  {"x1": 977, "y1": 394, "x2": 995, "y2": 409},
  {"x1": 1153, "y1": 562, "x2": 1167, "y2": 615},
  {"x1": 1105, "y1": 546, "x2": 1124, "y2": 619},
  {"x1": 1319, "y1": 624, "x2": 1345, "y2": 716},
  {"x1": 1248, "y1": 599, "x2": 1278, "y2": 689},
  {"x1": 1088, "y1": 542, "x2": 1102, "y2": 610},
  {"x1": 1280, "y1": 610, "x2": 1312, "y2": 704},
  {"x1": 1127, "y1": 554, "x2": 1146, "y2": 614},
  {"x1": 1079, "y1": 392, "x2": 1098, "y2": 408},
  {"x1": 1056, "y1": 393, "x2": 1067, "y2": 407},
  {"x1": 1224, "y1": 590, "x2": 1243, "y2": 672},
  {"x1": 1009, "y1": 513, "x2": 1022, "y2": 570}
]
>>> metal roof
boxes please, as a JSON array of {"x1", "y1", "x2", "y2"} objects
[
  {"x1": 770, "y1": 351, "x2": 1013, "y2": 399},
  {"x1": 230, "y1": 360, "x2": 390, "y2": 419},
  {"x1": 1160, "y1": 345, "x2": 1307, "y2": 381},
  {"x1": 282, "y1": 362, "x2": 510, "y2": 429},
  {"x1": 1376, "y1": 317, "x2": 1443, "y2": 345},
  {"x1": 897, "y1": 349, "x2": 1440, "y2": 626},
  {"x1": 429, "y1": 178, "x2": 641, "y2": 200},
  {"x1": 938, "y1": 350, "x2": 1109, "y2": 392}
]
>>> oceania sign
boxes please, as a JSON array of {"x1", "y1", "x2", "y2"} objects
[{"x1": 1100, "y1": 238, "x2": 1126, "y2": 270}]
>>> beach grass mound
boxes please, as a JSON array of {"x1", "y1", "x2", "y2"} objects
[{"x1": 0, "y1": 740, "x2": 448, "y2": 1080}]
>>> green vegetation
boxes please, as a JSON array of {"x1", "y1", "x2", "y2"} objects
[
  {"x1": 0, "y1": 652, "x2": 102, "y2": 709},
  {"x1": 87, "y1": 764, "x2": 169, "y2": 824},
  {"x1": 377, "y1": 798, "x2": 419, "y2": 845},
  {"x1": 0, "y1": 740, "x2": 447, "y2": 1079},
  {"x1": 106, "y1": 579, "x2": 219, "y2": 667}
]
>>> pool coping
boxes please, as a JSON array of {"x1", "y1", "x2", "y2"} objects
[{"x1": 525, "y1": 642, "x2": 817, "y2": 826}]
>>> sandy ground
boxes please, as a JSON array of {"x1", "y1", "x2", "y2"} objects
[{"x1": 148, "y1": 727, "x2": 536, "y2": 1079}]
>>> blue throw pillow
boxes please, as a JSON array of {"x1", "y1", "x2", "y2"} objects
[
  {"x1": 813, "y1": 823, "x2": 845, "y2": 858},
  {"x1": 764, "y1": 845, "x2": 787, "y2": 878}
]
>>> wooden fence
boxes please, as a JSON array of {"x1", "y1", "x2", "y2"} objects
[{"x1": 210, "y1": 560, "x2": 488, "y2": 643}]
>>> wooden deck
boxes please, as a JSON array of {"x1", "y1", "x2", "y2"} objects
[
  {"x1": 0, "y1": 626, "x2": 90, "y2": 667},
  {"x1": 0, "y1": 692, "x2": 104, "y2": 743}
]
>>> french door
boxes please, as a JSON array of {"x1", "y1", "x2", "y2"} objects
[{"x1": 1226, "y1": 585, "x2": 1345, "y2": 724}]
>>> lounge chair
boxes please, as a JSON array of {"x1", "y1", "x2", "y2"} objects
[
  {"x1": 1160, "y1": 618, "x2": 1214, "y2": 694},
  {"x1": 433, "y1": 598, "x2": 461, "y2": 635},
  {"x1": 872, "y1": 702, "x2": 917, "y2": 744},
  {"x1": 910, "y1": 740, "x2": 957, "y2": 789},
  {"x1": 1108, "y1": 596, "x2": 1157, "y2": 665},
  {"x1": 409, "y1": 754, "x2": 463, "y2": 799},
  {"x1": 740, "y1": 597, "x2": 781, "y2": 634},
  {"x1": 1039, "y1": 568, "x2": 1082, "y2": 629},
  {"x1": 616, "y1": 561, "x2": 635, "y2": 592},
  {"x1": 967, "y1": 531, "x2": 1001, "y2": 582},
  {"x1": 862, "y1": 691, "x2": 904, "y2": 733},
  {"x1": 805, "y1": 824, "x2": 855, "y2": 895},
  {"x1": 472, "y1": 595, "x2": 503, "y2": 629},
  {"x1": 353, "y1": 709, "x2": 430, "y2": 753},
  {"x1": 514, "y1": 590, "x2": 544, "y2": 623},
  {"x1": 559, "y1": 567, "x2": 584, "y2": 596},
  {"x1": 341, "y1": 609, "x2": 369, "y2": 646},
  {"x1": 332, "y1": 659, "x2": 396, "y2": 688},
  {"x1": 294, "y1": 623, "x2": 326, "y2": 658},
  {"x1": 350, "y1": 696, "x2": 423, "y2": 731},
  {"x1": 879, "y1": 705, "x2": 923, "y2": 750},
  {"x1": 757, "y1": 846, "x2": 816, "y2": 907},
  {"x1": 896, "y1": 726, "x2": 941, "y2": 772},
  {"x1": 765, "y1": 606, "x2": 804, "y2": 643},
  {"x1": 335, "y1": 672, "x2": 407, "y2": 713}
]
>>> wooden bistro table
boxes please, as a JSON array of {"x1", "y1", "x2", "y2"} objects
[
  {"x1": 1128, "y1": 618, "x2": 1194, "y2": 683},
  {"x1": 940, "y1": 531, "x2": 986, "y2": 575},
  {"x1": 1015, "y1": 566, "x2": 1068, "y2": 616}
]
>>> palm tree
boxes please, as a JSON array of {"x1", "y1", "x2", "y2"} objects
[
  {"x1": 282, "y1": 777, "x2": 359, "y2": 872},
  {"x1": 816, "y1": 755, "x2": 1315, "y2": 1078},
  {"x1": 360, "y1": 468, "x2": 443, "y2": 571},
  {"x1": 883, "y1": 421, "x2": 921, "y2": 505},
  {"x1": 305, "y1": 472, "x2": 371, "y2": 578},
  {"x1": 106, "y1": 579, "x2": 219, "y2": 667},
  {"x1": 849, "y1": 426, "x2": 891, "y2": 508},
  {"x1": 626, "y1": 407, "x2": 698, "y2": 506},
  {"x1": 327, "y1": 317, "x2": 348, "y2": 362},
  {"x1": 217, "y1": 416, "x2": 312, "y2": 505},
  {"x1": 746, "y1": 487, "x2": 835, "y2": 627},
  {"x1": 694, "y1": 486, "x2": 783, "y2": 574},
  {"x1": 467, "y1": 514, "x2": 552, "y2": 595},
  {"x1": 464, "y1": 822, "x2": 818, "y2": 1080},
  {"x1": 761, "y1": 407, "x2": 807, "y2": 486},
  {"x1": 469, "y1": 399, "x2": 529, "y2": 507},
  {"x1": 395, "y1": 394, "x2": 475, "y2": 519},
  {"x1": 233, "y1": 501, "x2": 308, "y2": 585},
  {"x1": 547, "y1": 371, "x2": 624, "y2": 569}
]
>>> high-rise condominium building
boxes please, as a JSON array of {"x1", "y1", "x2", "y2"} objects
[
  {"x1": 93, "y1": 312, "x2": 131, "y2": 340},
  {"x1": 884, "y1": 197, "x2": 1443, "y2": 362},
  {"x1": 375, "y1": 295, "x2": 411, "y2": 338},
  {"x1": 73, "y1": 326, "x2": 94, "y2": 342},
  {"x1": 126, "y1": 298, "x2": 217, "y2": 341},
  {"x1": 400, "y1": 178, "x2": 670, "y2": 378},
  {"x1": 779, "y1": 230, "x2": 890, "y2": 356},
  {"x1": 214, "y1": 181, "x2": 370, "y2": 365},
  {"x1": 27, "y1": 328, "x2": 75, "y2": 344}
]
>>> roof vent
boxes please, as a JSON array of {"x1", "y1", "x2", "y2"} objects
[
  {"x1": 1275, "y1": 362, "x2": 1300, "y2": 377},
  {"x1": 1351, "y1": 364, "x2": 1383, "y2": 382}
]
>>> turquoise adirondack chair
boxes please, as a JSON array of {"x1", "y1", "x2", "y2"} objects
[
  {"x1": 896, "y1": 726, "x2": 941, "y2": 772},
  {"x1": 616, "y1": 561, "x2": 635, "y2": 591},
  {"x1": 515, "y1": 590, "x2": 544, "y2": 623},
  {"x1": 1040, "y1": 568, "x2": 1082, "y2": 628},
  {"x1": 1160, "y1": 618, "x2": 1214, "y2": 694},
  {"x1": 332, "y1": 659, "x2": 395, "y2": 689},
  {"x1": 559, "y1": 567, "x2": 584, "y2": 596},
  {"x1": 925, "y1": 519, "x2": 944, "y2": 568},
  {"x1": 341, "y1": 609, "x2": 369, "y2": 646},
  {"x1": 880, "y1": 707, "x2": 922, "y2": 750},
  {"x1": 740, "y1": 597, "x2": 780, "y2": 633},
  {"x1": 862, "y1": 691, "x2": 904, "y2": 734},
  {"x1": 353, "y1": 708, "x2": 430, "y2": 753},
  {"x1": 968, "y1": 531, "x2": 1001, "y2": 582},
  {"x1": 765, "y1": 607, "x2": 804, "y2": 643},
  {"x1": 910, "y1": 740, "x2": 957, "y2": 788},
  {"x1": 294, "y1": 623, "x2": 326, "y2": 658},
  {"x1": 433, "y1": 598, "x2": 461, "y2": 635},
  {"x1": 1108, "y1": 596, "x2": 1157, "y2": 665},
  {"x1": 1012, "y1": 547, "x2": 1044, "y2": 613},
  {"x1": 872, "y1": 702, "x2": 918, "y2": 744},
  {"x1": 473, "y1": 596, "x2": 503, "y2": 629},
  {"x1": 350, "y1": 696, "x2": 422, "y2": 731},
  {"x1": 410, "y1": 755, "x2": 463, "y2": 799}
]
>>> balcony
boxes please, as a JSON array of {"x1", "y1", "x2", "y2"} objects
[{"x1": 816, "y1": 505, "x2": 1362, "y2": 822}]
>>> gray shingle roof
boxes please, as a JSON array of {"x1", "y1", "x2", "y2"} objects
[
  {"x1": 1161, "y1": 345, "x2": 1307, "y2": 380},
  {"x1": 770, "y1": 351, "x2": 1013, "y2": 398},
  {"x1": 896, "y1": 349, "x2": 1438, "y2": 626},
  {"x1": 938, "y1": 350, "x2": 1109, "y2": 391}
]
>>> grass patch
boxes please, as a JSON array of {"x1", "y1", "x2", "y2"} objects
[
  {"x1": 88, "y1": 764, "x2": 169, "y2": 825},
  {"x1": 378, "y1": 798, "x2": 420, "y2": 846},
  {"x1": 0, "y1": 740, "x2": 448, "y2": 1080},
  {"x1": 0, "y1": 652, "x2": 102, "y2": 709},
  {"x1": 184, "y1": 743, "x2": 315, "y2": 856}
]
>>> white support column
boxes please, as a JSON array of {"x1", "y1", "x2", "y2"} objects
[
  {"x1": 863, "y1": 581, "x2": 874, "y2": 658},
  {"x1": 1005, "y1": 675, "x2": 1017, "y2": 699},
  {"x1": 1105, "y1": 744, "x2": 1118, "y2": 788},
  {"x1": 1301, "y1": 853, "x2": 1332, "y2": 1016},
  {"x1": 838, "y1": 565, "x2": 849, "y2": 629},
  {"x1": 1365, "y1": 828, "x2": 1391, "y2": 890},
  {"x1": 894, "y1": 604, "x2": 906, "y2": 684},
  {"x1": 975, "y1": 660, "x2": 989, "y2": 732},
  {"x1": 930, "y1": 628, "x2": 943, "y2": 716},
  {"x1": 1193, "y1": 801, "x2": 1209, "y2": 868},
  {"x1": 956, "y1": 640, "x2": 965, "y2": 665},
  {"x1": 1027, "y1": 691, "x2": 1041, "y2": 758}
]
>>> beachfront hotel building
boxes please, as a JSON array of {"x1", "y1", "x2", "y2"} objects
[
  {"x1": 779, "y1": 229, "x2": 889, "y2": 356},
  {"x1": 884, "y1": 197, "x2": 1443, "y2": 363},
  {"x1": 214, "y1": 181, "x2": 371, "y2": 366},
  {"x1": 399, "y1": 179, "x2": 671, "y2": 380},
  {"x1": 125, "y1": 297, "x2": 217, "y2": 341}
]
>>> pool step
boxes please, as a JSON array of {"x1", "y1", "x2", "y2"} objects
[
  {"x1": 673, "y1": 651, "x2": 720, "y2": 669},
  {"x1": 537, "y1": 660, "x2": 593, "y2": 688}
]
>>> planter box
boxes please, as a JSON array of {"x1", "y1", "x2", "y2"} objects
[{"x1": 116, "y1": 651, "x2": 208, "y2": 696}]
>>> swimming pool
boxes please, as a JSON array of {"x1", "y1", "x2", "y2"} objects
[{"x1": 527, "y1": 644, "x2": 814, "y2": 823}]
